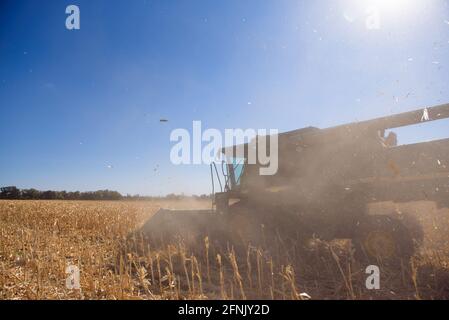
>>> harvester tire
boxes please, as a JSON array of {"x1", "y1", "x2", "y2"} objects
[{"x1": 353, "y1": 215, "x2": 415, "y2": 266}]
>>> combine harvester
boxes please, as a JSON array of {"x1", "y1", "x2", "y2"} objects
[{"x1": 142, "y1": 103, "x2": 449, "y2": 263}]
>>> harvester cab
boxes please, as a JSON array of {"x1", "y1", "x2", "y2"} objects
[{"x1": 209, "y1": 159, "x2": 241, "y2": 215}]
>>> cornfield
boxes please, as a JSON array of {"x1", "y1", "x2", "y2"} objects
[{"x1": 1, "y1": 200, "x2": 448, "y2": 300}]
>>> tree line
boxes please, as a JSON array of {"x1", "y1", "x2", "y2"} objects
[
  {"x1": 0, "y1": 186, "x2": 122, "y2": 200},
  {"x1": 0, "y1": 186, "x2": 211, "y2": 201}
]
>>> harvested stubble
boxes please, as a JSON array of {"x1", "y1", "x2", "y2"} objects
[{"x1": 1, "y1": 200, "x2": 449, "y2": 300}]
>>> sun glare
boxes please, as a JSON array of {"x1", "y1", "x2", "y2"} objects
[{"x1": 367, "y1": 0, "x2": 413, "y2": 12}]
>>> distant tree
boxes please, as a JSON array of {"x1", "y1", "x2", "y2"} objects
[
  {"x1": 22, "y1": 188, "x2": 41, "y2": 199},
  {"x1": 42, "y1": 190, "x2": 57, "y2": 200},
  {"x1": 0, "y1": 186, "x2": 21, "y2": 199},
  {"x1": 58, "y1": 190, "x2": 67, "y2": 200}
]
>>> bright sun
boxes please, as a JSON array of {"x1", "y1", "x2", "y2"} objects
[{"x1": 368, "y1": 0, "x2": 412, "y2": 12}]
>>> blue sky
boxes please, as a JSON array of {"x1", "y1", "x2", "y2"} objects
[{"x1": 1, "y1": 0, "x2": 449, "y2": 195}]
